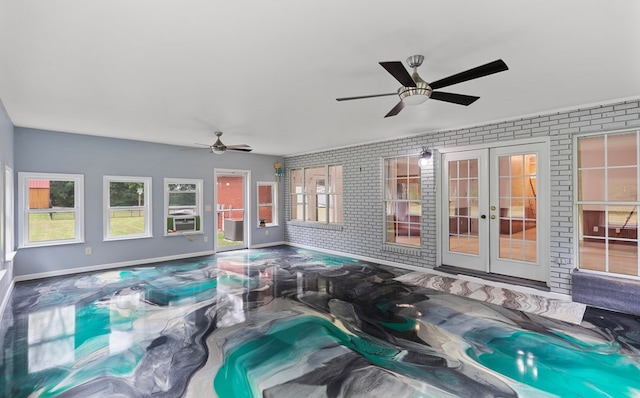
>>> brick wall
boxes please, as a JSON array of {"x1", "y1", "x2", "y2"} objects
[
  {"x1": 217, "y1": 176, "x2": 244, "y2": 226},
  {"x1": 284, "y1": 99, "x2": 640, "y2": 295}
]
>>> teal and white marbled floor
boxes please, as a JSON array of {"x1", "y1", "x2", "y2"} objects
[{"x1": 1, "y1": 246, "x2": 639, "y2": 397}]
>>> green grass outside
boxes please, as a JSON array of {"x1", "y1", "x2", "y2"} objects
[
  {"x1": 217, "y1": 230, "x2": 241, "y2": 247},
  {"x1": 109, "y1": 214, "x2": 145, "y2": 236},
  {"x1": 29, "y1": 213, "x2": 75, "y2": 242},
  {"x1": 28, "y1": 212, "x2": 146, "y2": 242},
  {"x1": 31, "y1": 212, "x2": 252, "y2": 245}
]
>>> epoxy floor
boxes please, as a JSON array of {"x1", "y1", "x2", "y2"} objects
[{"x1": 1, "y1": 246, "x2": 640, "y2": 397}]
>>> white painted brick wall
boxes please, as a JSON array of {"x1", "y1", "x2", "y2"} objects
[{"x1": 284, "y1": 100, "x2": 640, "y2": 295}]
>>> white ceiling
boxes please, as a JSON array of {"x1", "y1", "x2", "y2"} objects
[{"x1": 1, "y1": 0, "x2": 639, "y2": 156}]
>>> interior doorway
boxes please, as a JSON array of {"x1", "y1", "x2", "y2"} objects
[
  {"x1": 440, "y1": 141, "x2": 549, "y2": 282},
  {"x1": 215, "y1": 169, "x2": 250, "y2": 252}
]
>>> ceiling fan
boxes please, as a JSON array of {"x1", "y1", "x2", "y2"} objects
[
  {"x1": 196, "y1": 131, "x2": 252, "y2": 154},
  {"x1": 336, "y1": 55, "x2": 508, "y2": 118}
]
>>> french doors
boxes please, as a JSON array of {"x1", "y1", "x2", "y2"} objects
[{"x1": 441, "y1": 142, "x2": 548, "y2": 282}]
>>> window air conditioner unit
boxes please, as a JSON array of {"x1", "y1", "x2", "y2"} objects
[{"x1": 167, "y1": 215, "x2": 199, "y2": 233}]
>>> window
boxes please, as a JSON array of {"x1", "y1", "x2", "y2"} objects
[
  {"x1": 257, "y1": 181, "x2": 278, "y2": 227},
  {"x1": 576, "y1": 130, "x2": 639, "y2": 276},
  {"x1": 164, "y1": 178, "x2": 203, "y2": 235},
  {"x1": 384, "y1": 155, "x2": 421, "y2": 246},
  {"x1": 290, "y1": 165, "x2": 342, "y2": 223},
  {"x1": 104, "y1": 176, "x2": 152, "y2": 240},
  {"x1": 18, "y1": 172, "x2": 84, "y2": 247}
]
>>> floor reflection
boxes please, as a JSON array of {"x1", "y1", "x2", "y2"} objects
[{"x1": 1, "y1": 245, "x2": 640, "y2": 397}]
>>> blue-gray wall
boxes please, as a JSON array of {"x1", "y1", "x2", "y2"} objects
[{"x1": 13, "y1": 128, "x2": 284, "y2": 278}]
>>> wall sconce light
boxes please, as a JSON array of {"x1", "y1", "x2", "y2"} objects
[
  {"x1": 274, "y1": 162, "x2": 283, "y2": 181},
  {"x1": 418, "y1": 147, "x2": 432, "y2": 168}
]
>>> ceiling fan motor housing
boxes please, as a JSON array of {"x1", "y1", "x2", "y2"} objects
[
  {"x1": 406, "y1": 54, "x2": 424, "y2": 68},
  {"x1": 399, "y1": 55, "x2": 431, "y2": 104}
]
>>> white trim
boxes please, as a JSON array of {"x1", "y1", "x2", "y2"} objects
[
  {"x1": 4, "y1": 166, "x2": 14, "y2": 261},
  {"x1": 0, "y1": 269, "x2": 14, "y2": 321},
  {"x1": 13, "y1": 250, "x2": 216, "y2": 282},
  {"x1": 164, "y1": 178, "x2": 203, "y2": 236},
  {"x1": 382, "y1": 153, "x2": 422, "y2": 249},
  {"x1": 4, "y1": 251, "x2": 16, "y2": 262},
  {"x1": 288, "y1": 164, "x2": 343, "y2": 224},
  {"x1": 436, "y1": 140, "x2": 551, "y2": 283},
  {"x1": 103, "y1": 175, "x2": 152, "y2": 241},
  {"x1": 215, "y1": 168, "x2": 251, "y2": 252},
  {"x1": 17, "y1": 172, "x2": 85, "y2": 248},
  {"x1": 575, "y1": 267, "x2": 640, "y2": 282},
  {"x1": 257, "y1": 180, "x2": 278, "y2": 227},
  {"x1": 436, "y1": 136, "x2": 551, "y2": 153},
  {"x1": 249, "y1": 241, "x2": 286, "y2": 249},
  {"x1": 573, "y1": 128, "x2": 640, "y2": 277}
]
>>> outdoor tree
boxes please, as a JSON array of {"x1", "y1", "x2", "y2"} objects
[{"x1": 49, "y1": 181, "x2": 75, "y2": 207}]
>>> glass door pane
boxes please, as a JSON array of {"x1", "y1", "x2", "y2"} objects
[
  {"x1": 448, "y1": 158, "x2": 480, "y2": 255},
  {"x1": 497, "y1": 153, "x2": 537, "y2": 263},
  {"x1": 442, "y1": 148, "x2": 489, "y2": 273}
]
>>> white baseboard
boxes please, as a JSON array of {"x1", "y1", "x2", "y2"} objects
[
  {"x1": 249, "y1": 241, "x2": 286, "y2": 249},
  {"x1": 14, "y1": 250, "x2": 216, "y2": 282},
  {"x1": 284, "y1": 243, "x2": 572, "y2": 302},
  {"x1": 284, "y1": 242, "x2": 427, "y2": 271}
]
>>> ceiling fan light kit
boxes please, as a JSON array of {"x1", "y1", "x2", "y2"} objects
[{"x1": 336, "y1": 55, "x2": 508, "y2": 117}]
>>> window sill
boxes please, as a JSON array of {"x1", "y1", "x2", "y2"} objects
[
  {"x1": 104, "y1": 235, "x2": 153, "y2": 242},
  {"x1": 18, "y1": 239, "x2": 84, "y2": 249},
  {"x1": 381, "y1": 244, "x2": 421, "y2": 257},
  {"x1": 286, "y1": 221, "x2": 343, "y2": 231},
  {"x1": 165, "y1": 230, "x2": 203, "y2": 237},
  {"x1": 4, "y1": 251, "x2": 17, "y2": 262}
]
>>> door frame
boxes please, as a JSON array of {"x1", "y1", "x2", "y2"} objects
[
  {"x1": 440, "y1": 148, "x2": 490, "y2": 272},
  {"x1": 435, "y1": 137, "x2": 550, "y2": 284},
  {"x1": 214, "y1": 168, "x2": 251, "y2": 252}
]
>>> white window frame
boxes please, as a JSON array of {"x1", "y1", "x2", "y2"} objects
[
  {"x1": 104, "y1": 176, "x2": 152, "y2": 241},
  {"x1": 5, "y1": 166, "x2": 14, "y2": 261},
  {"x1": 289, "y1": 165, "x2": 342, "y2": 224},
  {"x1": 18, "y1": 172, "x2": 85, "y2": 248},
  {"x1": 164, "y1": 178, "x2": 203, "y2": 236},
  {"x1": 383, "y1": 154, "x2": 422, "y2": 247},
  {"x1": 257, "y1": 181, "x2": 278, "y2": 227},
  {"x1": 574, "y1": 128, "x2": 640, "y2": 277}
]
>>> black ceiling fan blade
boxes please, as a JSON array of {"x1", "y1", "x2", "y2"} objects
[
  {"x1": 429, "y1": 59, "x2": 508, "y2": 90},
  {"x1": 380, "y1": 61, "x2": 416, "y2": 87},
  {"x1": 336, "y1": 93, "x2": 397, "y2": 101},
  {"x1": 430, "y1": 91, "x2": 480, "y2": 106},
  {"x1": 227, "y1": 147, "x2": 253, "y2": 152},
  {"x1": 384, "y1": 101, "x2": 405, "y2": 118}
]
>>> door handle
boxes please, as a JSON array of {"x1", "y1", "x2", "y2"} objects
[{"x1": 480, "y1": 215, "x2": 487, "y2": 219}]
